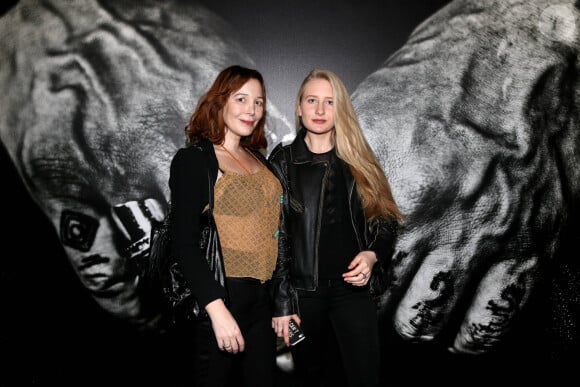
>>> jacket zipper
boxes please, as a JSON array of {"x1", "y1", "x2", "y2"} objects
[
  {"x1": 347, "y1": 176, "x2": 363, "y2": 249},
  {"x1": 314, "y1": 161, "x2": 330, "y2": 289}
]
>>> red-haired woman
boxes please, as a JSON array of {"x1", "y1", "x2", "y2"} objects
[{"x1": 169, "y1": 65, "x2": 282, "y2": 386}]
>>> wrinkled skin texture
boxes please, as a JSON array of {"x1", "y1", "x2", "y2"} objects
[
  {"x1": 353, "y1": 0, "x2": 579, "y2": 354},
  {"x1": 1, "y1": 0, "x2": 578, "y2": 361},
  {"x1": 0, "y1": 0, "x2": 292, "y2": 327}
]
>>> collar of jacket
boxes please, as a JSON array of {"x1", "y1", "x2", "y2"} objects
[
  {"x1": 289, "y1": 127, "x2": 316, "y2": 163},
  {"x1": 189, "y1": 138, "x2": 219, "y2": 186},
  {"x1": 190, "y1": 137, "x2": 276, "y2": 180},
  {"x1": 289, "y1": 127, "x2": 354, "y2": 188}
]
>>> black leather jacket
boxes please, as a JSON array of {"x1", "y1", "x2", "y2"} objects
[{"x1": 268, "y1": 129, "x2": 397, "y2": 317}]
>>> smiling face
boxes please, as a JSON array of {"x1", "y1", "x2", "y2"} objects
[
  {"x1": 298, "y1": 78, "x2": 335, "y2": 135},
  {"x1": 222, "y1": 78, "x2": 265, "y2": 140}
]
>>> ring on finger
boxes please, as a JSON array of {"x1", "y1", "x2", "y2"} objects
[{"x1": 361, "y1": 272, "x2": 368, "y2": 280}]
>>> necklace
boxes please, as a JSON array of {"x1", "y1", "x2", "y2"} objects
[{"x1": 220, "y1": 144, "x2": 252, "y2": 174}]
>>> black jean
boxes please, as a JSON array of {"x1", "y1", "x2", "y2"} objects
[
  {"x1": 191, "y1": 277, "x2": 276, "y2": 387},
  {"x1": 291, "y1": 280, "x2": 380, "y2": 387}
]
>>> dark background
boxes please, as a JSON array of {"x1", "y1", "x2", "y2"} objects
[
  {"x1": 3, "y1": 1, "x2": 568, "y2": 386},
  {"x1": 197, "y1": 0, "x2": 453, "y2": 123}
]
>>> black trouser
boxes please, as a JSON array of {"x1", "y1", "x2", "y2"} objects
[
  {"x1": 192, "y1": 277, "x2": 276, "y2": 387},
  {"x1": 291, "y1": 280, "x2": 380, "y2": 387}
]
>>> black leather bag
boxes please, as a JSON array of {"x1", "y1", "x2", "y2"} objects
[{"x1": 148, "y1": 168, "x2": 225, "y2": 324}]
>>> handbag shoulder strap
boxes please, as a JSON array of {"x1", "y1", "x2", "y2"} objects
[
  {"x1": 205, "y1": 143, "x2": 217, "y2": 211},
  {"x1": 207, "y1": 167, "x2": 214, "y2": 211}
]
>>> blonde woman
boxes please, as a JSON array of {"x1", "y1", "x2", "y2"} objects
[{"x1": 269, "y1": 69, "x2": 402, "y2": 387}]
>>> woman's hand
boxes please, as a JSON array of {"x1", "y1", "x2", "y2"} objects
[
  {"x1": 272, "y1": 314, "x2": 301, "y2": 347},
  {"x1": 205, "y1": 299, "x2": 245, "y2": 353},
  {"x1": 342, "y1": 250, "x2": 377, "y2": 286}
]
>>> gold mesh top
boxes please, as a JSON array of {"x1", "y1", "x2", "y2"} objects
[{"x1": 213, "y1": 165, "x2": 282, "y2": 282}]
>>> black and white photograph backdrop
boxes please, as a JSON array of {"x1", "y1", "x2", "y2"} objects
[{"x1": 1, "y1": 0, "x2": 578, "y2": 385}]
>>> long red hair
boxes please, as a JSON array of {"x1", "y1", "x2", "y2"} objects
[{"x1": 185, "y1": 65, "x2": 267, "y2": 150}]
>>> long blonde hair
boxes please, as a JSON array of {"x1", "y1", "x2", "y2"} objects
[{"x1": 296, "y1": 69, "x2": 402, "y2": 221}]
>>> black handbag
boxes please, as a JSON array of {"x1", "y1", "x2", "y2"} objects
[{"x1": 148, "y1": 166, "x2": 226, "y2": 324}]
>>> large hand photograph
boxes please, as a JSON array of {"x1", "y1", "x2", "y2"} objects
[{"x1": 1, "y1": 0, "x2": 578, "y2": 386}]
